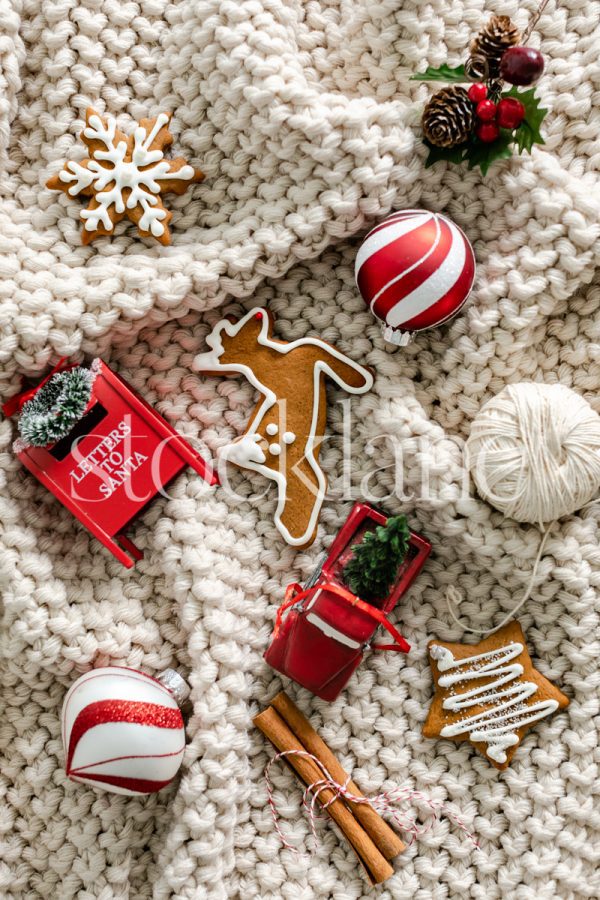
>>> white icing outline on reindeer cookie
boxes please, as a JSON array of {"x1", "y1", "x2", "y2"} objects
[
  {"x1": 430, "y1": 642, "x2": 560, "y2": 764},
  {"x1": 193, "y1": 308, "x2": 373, "y2": 546}
]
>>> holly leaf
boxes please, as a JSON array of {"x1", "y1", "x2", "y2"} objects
[
  {"x1": 423, "y1": 140, "x2": 468, "y2": 168},
  {"x1": 463, "y1": 131, "x2": 514, "y2": 176},
  {"x1": 504, "y1": 86, "x2": 547, "y2": 154},
  {"x1": 411, "y1": 63, "x2": 467, "y2": 83}
]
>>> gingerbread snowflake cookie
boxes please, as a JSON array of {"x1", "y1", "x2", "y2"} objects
[
  {"x1": 47, "y1": 108, "x2": 203, "y2": 245},
  {"x1": 423, "y1": 621, "x2": 569, "y2": 769}
]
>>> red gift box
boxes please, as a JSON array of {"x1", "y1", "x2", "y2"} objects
[
  {"x1": 6, "y1": 360, "x2": 217, "y2": 567},
  {"x1": 264, "y1": 502, "x2": 431, "y2": 700}
]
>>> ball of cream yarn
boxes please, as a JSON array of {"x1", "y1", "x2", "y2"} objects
[{"x1": 465, "y1": 383, "x2": 600, "y2": 528}]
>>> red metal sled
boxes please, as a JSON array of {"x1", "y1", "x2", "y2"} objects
[{"x1": 10, "y1": 360, "x2": 217, "y2": 568}]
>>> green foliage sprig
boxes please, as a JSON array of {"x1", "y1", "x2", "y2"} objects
[
  {"x1": 342, "y1": 515, "x2": 410, "y2": 605},
  {"x1": 18, "y1": 367, "x2": 95, "y2": 447},
  {"x1": 412, "y1": 66, "x2": 547, "y2": 174},
  {"x1": 411, "y1": 64, "x2": 468, "y2": 84},
  {"x1": 424, "y1": 130, "x2": 514, "y2": 176}
]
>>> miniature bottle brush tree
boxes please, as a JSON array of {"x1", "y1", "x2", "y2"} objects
[{"x1": 341, "y1": 515, "x2": 411, "y2": 605}]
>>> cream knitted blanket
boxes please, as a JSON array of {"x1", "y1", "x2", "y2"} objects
[{"x1": 1, "y1": 1, "x2": 599, "y2": 897}]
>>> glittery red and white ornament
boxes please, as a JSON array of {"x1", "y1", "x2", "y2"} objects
[
  {"x1": 61, "y1": 666, "x2": 189, "y2": 795},
  {"x1": 355, "y1": 210, "x2": 476, "y2": 345}
]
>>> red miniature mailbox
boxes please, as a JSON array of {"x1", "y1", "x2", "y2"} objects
[
  {"x1": 5, "y1": 359, "x2": 217, "y2": 567},
  {"x1": 264, "y1": 502, "x2": 431, "y2": 701}
]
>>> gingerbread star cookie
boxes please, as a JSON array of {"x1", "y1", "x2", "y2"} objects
[
  {"x1": 47, "y1": 108, "x2": 203, "y2": 245},
  {"x1": 423, "y1": 621, "x2": 569, "y2": 769}
]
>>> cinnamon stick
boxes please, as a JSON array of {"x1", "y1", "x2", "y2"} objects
[
  {"x1": 271, "y1": 691, "x2": 405, "y2": 861},
  {"x1": 254, "y1": 705, "x2": 393, "y2": 884}
]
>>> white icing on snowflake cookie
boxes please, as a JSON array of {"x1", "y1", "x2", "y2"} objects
[{"x1": 47, "y1": 108, "x2": 204, "y2": 245}]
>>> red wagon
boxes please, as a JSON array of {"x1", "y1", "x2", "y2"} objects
[{"x1": 265, "y1": 502, "x2": 431, "y2": 700}]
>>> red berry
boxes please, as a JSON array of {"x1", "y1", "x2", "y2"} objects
[
  {"x1": 500, "y1": 47, "x2": 544, "y2": 86},
  {"x1": 476, "y1": 99, "x2": 497, "y2": 122},
  {"x1": 476, "y1": 122, "x2": 500, "y2": 143},
  {"x1": 468, "y1": 83, "x2": 487, "y2": 103},
  {"x1": 496, "y1": 97, "x2": 526, "y2": 129}
]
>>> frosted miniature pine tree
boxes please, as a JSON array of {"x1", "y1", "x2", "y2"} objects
[{"x1": 342, "y1": 515, "x2": 410, "y2": 604}]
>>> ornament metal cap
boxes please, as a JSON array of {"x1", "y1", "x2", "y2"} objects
[
  {"x1": 157, "y1": 669, "x2": 190, "y2": 706},
  {"x1": 382, "y1": 324, "x2": 413, "y2": 346}
]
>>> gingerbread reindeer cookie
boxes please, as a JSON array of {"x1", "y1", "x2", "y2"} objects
[
  {"x1": 193, "y1": 309, "x2": 373, "y2": 548},
  {"x1": 423, "y1": 621, "x2": 569, "y2": 769}
]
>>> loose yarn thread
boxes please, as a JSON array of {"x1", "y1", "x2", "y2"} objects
[
  {"x1": 451, "y1": 383, "x2": 600, "y2": 634},
  {"x1": 265, "y1": 749, "x2": 480, "y2": 854}
]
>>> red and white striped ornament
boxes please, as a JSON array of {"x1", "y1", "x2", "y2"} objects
[
  {"x1": 355, "y1": 210, "x2": 476, "y2": 345},
  {"x1": 61, "y1": 666, "x2": 188, "y2": 795}
]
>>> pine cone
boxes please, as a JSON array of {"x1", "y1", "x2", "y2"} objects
[
  {"x1": 422, "y1": 86, "x2": 474, "y2": 148},
  {"x1": 468, "y1": 15, "x2": 520, "y2": 80}
]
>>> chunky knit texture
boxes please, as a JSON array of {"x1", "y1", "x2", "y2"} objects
[{"x1": 1, "y1": 1, "x2": 600, "y2": 898}]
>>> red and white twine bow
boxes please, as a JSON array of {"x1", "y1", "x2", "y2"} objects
[{"x1": 265, "y1": 749, "x2": 480, "y2": 854}]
